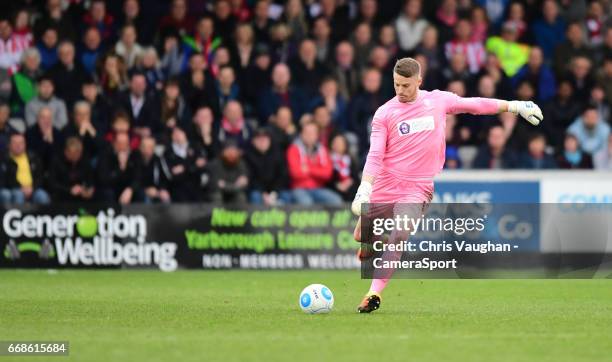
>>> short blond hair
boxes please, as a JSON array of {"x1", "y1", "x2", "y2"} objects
[{"x1": 393, "y1": 57, "x2": 421, "y2": 78}]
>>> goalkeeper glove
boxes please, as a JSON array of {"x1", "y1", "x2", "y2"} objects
[
  {"x1": 507, "y1": 100, "x2": 543, "y2": 126},
  {"x1": 351, "y1": 182, "x2": 372, "y2": 216}
]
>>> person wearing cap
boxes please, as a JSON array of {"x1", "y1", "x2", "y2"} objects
[
  {"x1": 243, "y1": 43, "x2": 272, "y2": 108},
  {"x1": 208, "y1": 139, "x2": 250, "y2": 204},
  {"x1": 485, "y1": 21, "x2": 530, "y2": 77}
]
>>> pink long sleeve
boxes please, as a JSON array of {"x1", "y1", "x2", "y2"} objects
[
  {"x1": 362, "y1": 111, "x2": 387, "y2": 178},
  {"x1": 446, "y1": 95, "x2": 501, "y2": 115}
]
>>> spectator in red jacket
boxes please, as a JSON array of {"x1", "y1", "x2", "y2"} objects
[{"x1": 286, "y1": 121, "x2": 343, "y2": 205}]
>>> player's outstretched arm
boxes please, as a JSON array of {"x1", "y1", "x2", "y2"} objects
[{"x1": 449, "y1": 95, "x2": 543, "y2": 126}]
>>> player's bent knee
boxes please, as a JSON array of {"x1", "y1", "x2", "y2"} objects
[
  {"x1": 354, "y1": 228, "x2": 361, "y2": 242},
  {"x1": 353, "y1": 218, "x2": 362, "y2": 242}
]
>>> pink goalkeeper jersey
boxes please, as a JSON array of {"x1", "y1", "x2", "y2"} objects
[{"x1": 363, "y1": 89, "x2": 500, "y2": 203}]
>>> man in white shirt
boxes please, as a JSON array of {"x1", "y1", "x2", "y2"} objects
[{"x1": 395, "y1": 0, "x2": 429, "y2": 54}]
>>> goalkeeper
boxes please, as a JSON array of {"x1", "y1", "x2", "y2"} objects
[{"x1": 351, "y1": 57, "x2": 543, "y2": 313}]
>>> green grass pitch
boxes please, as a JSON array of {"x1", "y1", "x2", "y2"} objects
[{"x1": 1, "y1": 270, "x2": 611, "y2": 362}]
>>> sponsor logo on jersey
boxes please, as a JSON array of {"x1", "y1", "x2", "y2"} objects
[{"x1": 397, "y1": 116, "x2": 435, "y2": 136}]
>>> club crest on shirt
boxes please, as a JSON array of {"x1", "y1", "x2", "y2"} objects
[
  {"x1": 397, "y1": 115, "x2": 435, "y2": 136},
  {"x1": 398, "y1": 122, "x2": 410, "y2": 135}
]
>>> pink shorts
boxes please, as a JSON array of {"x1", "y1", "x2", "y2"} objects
[
  {"x1": 361, "y1": 176, "x2": 433, "y2": 245},
  {"x1": 370, "y1": 174, "x2": 434, "y2": 204}
]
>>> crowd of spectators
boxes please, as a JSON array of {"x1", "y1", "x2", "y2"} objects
[{"x1": 0, "y1": 0, "x2": 610, "y2": 206}]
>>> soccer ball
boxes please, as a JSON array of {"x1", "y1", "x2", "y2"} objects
[{"x1": 299, "y1": 284, "x2": 334, "y2": 314}]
